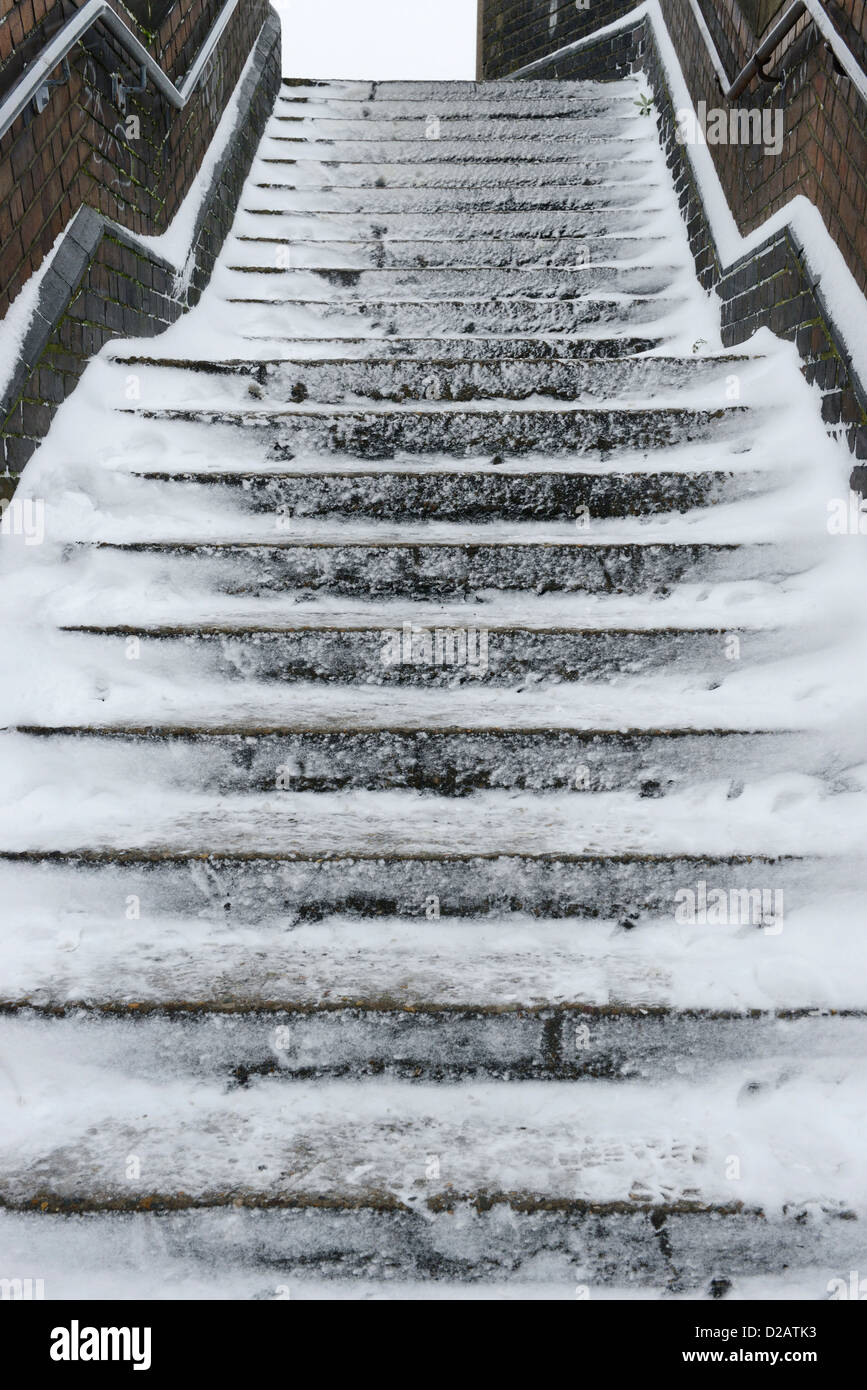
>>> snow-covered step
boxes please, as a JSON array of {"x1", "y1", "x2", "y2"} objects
[
  {"x1": 2, "y1": 1058, "x2": 865, "y2": 1222},
  {"x1": 0, "y1": 1205, "x2": 858, "y2": 1292},
  {"x1": 72, "y1": 538, "x2": 785, "y2": 600},
  {"x1": 271, "y1": 117, "x2": 649, "y2": 142},
  {"x1": 83, "y1": 460, "x2": 778, "y2": 518},
  {"x1": 258, "y1": 158, "x2": 657, "y2": 189},
  {"x1": 0, "y1": 1008, "x2": 864, "y2": 1084},
  {"x1": 240, "y1": 208, "x2": 669, "y2": 239},
  {"x1": 42, "y1": 623, "x2": 793, "y2": 692},
  {"x1": 245, "y1": 186, "x2": 658, "y2": 217},
  {"x1": 0, "y1": 662, "x2": 822, "y2": 736},
  {"x1": 127, "y1": 404, "x2": 755, "y2": 457},
  {"x1": 4, "y1": 725, "x2": 803, "y2": 797},
  {"x1": 0, "y1": 851, "x2": 821, "y2": 930},
  {"x1": 220, "y1": 297, "x2": 682, "y2": 339},
  {"x1": 113, "y1": 353, "x2": 757, "y2": 408},
  {"x1": 232, "y1": 234, "x2": 666, "y2": 269},
  {"x1": 6, "y1": 870, "x2": 861, "y2": 1012},
  {"x1": 256, "y1": 137, "x2": 653, "y2": 163},
  {"x1": 275, "y1": 90, "x2": 641, "y2": 116},
  {"x1": 0, "y1": 783, "x2": 857, "y2": 858},
  {"x1": 11, "y1": 569, "x2": 808, "y2": 645},
  {"x1": 217, "y1": 330, "x2": 667, "y2": 355},
  {"x1": 220, "y1": 266, "x2": 676, "y2": 299},
  {"x1": 280, "y1": 78, "x2": 643, "y2": 100}
]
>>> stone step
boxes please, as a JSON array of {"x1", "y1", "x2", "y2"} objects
[
  {"x1": 80, "y1": 539, "x2": 771, "y2": 599},
  {"x1": 0, "y1": 1057, "x2": 862, "y2": 1257},
  {"x1": 255, "y1": 137, "x2": 652, "y2": 162},
  {"x1": 47, "y1": 622, "x2": 794, "y2": 686},
  {"x1": 119, "y1": 459, "x2": 771, "y2": 516},
  {"x1": 270, "y1": 116, "x2": 648, "y2": 141},
  {"x1": 275, "y1": 91, "x2": 641, "y2": 118},
  {"x1": 232, "y1": 234, "x2": 665, "y2": 268},
  {"x1": 0, "y1": 778, "x2": 846, "y2": 858},
  {"x1": 0, "y1": 852, "x2": 821, "y2": 928},
  {"x1": 4, "y1": 868, "x2": 859, "y2": 1014},
  {"x1": 9, "y1": 724, "x2": 799, "y2": 793},
  {"x1": 220, "y1": 265, "x2": 676, "y2": 299},
  {"x1": 0, "y1": 1007, "x2": 862, "y2": 1084},
  {"x1": 220, "y1": 298, "x2": 680, "y2": 337},
  {"x1": 0, "y1": 647, "x2": 813, "y2": 736},
  {"x1": 114, "y1": 354, "x2": 755, "y2": 408},
  {"x1": 239, "y1": 208, "x2": 668, "y2": 238},
  {"x1": 47, "y1": 623, "x2": 792, "y2": 690},
  {"x1": 229, "y1": 333, "x2": 665, "y2": 357},
  {"x1": 246, "y1": 185, "x2": 657, "y2": 216},
  {"x1": 279, "y1": 78, "x2": 642, "y2": 99},
  {"x1": 257, "y1": 157, "x2": 656, "y2": 189},
  {"x1": 0, "y1": 1203, "x2": 857, "y2": 1290},
  {"x1": 125, "y1": 403, "x2": 755, "y2": 457}
]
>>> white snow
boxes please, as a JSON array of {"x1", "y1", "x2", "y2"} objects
[
  {"x1": 0, "y1": 69, "x2": 865, "y2": 1299},
  {"x1": 0, "y1": 224, "x2": 66, "y2": 415}
]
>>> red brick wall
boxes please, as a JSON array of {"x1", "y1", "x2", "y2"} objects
[
  {"x1": 0, "y1": 0, "x2": 269, "y2": 319},
  {"x1": 0, "y1": 2, "x2": 280, "y2": 476},
  {"x1": 479, "y1": 0, "x2": 867, "y2": 302},
  {"x1": 478, "y1": 1, "x2": 867, "y2": 455},
  {"x1": 479, "y1": 0, "x2": 639, "y2": 79},
  {"x1": 664, "y1": 0, "x2": 867, "y2": 301}
]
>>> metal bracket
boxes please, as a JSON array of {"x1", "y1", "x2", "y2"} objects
[
  {"x1": 32, "y1": 57, "x2": 71, "y2": 115},
  {"x1": 755, "y1": 52, "x2": 777, "y2": 82},
  {"x1": 111, "y1": 63, "x2": 147, "y2": 113}
]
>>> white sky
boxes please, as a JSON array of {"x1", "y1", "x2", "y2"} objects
[{"x1": 273, "y1": 0, "x2": 478, "y2": 80}]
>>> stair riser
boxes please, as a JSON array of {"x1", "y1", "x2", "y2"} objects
[
  {"x1": 260, "y1": 159, "x2": 655, "y2": 189},
  {"x1": 3, "y1": 1011, "x2": 860, "y2": 1082},
  {"x1": 135, "y1": 407, "x2": 752, "y2": 459},
  {"x1": 12, "y1": 728, "x2": 795, "y2": 795},
  {"x1": 98, "y1": 543, "x2": 765, "y2": 598},
  {"x1": 122, "y1": 357, "x2": 754, "y2": 407},
  {"x1": 223, "y1": 266, "x2": 674, "y2": 297},
  {"x1": 54, "y1": 631, "x2": 784, "y2": 695},
  {"x1": 119, "y1": 469, "x2": 769, "y2": 518},
  {"x1": 0, "y1": 857, "x2": 808, "y2": 923},
  {"x1": 0, "y1": 1206, "x2": 857, "y2": 1286},
  {"x1": 235, "y1": 238, "x2": 664, "y2": 269}
]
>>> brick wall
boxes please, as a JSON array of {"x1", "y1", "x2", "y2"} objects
[
  {"x1": 480, "y1": 0, "x2": 638, "y2": 79},
  {"x1": 662, "y1": 0, "x2": 867, "y2": 305},
  {"x1": 0, "y1": 2, "x2": 281, "y2": 475},
  {"x1": 478, "y1": 0, "x2": 867, "y2": 459},
  {"x1": 0, "y1": 0, "x2": 272, "y2": 320}
]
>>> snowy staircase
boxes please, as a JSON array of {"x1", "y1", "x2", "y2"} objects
[{"x1": 0, "y1": 76, "x2": 866, "y2": 1299}]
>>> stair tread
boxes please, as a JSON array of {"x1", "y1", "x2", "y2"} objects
[
  {"x1": 4, "y1": 909, "x2": 866, "y2": 1012},
  {"x1": 1, "y1": 1055, "x2": 864, "y2": 1210},
  {"x1": 14, "y1": 578, "x2": 805, "y2": 634},
  {"x1": 0, "y1": 784, "x2": 856, "y2": 857},
  {"x1": 0, "y1": 677, "x2": 811, "y2": 729}
]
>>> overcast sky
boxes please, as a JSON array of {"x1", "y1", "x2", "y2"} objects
[{"x1": 274, "y1": 0, "x2": 478, "y2": 80}]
